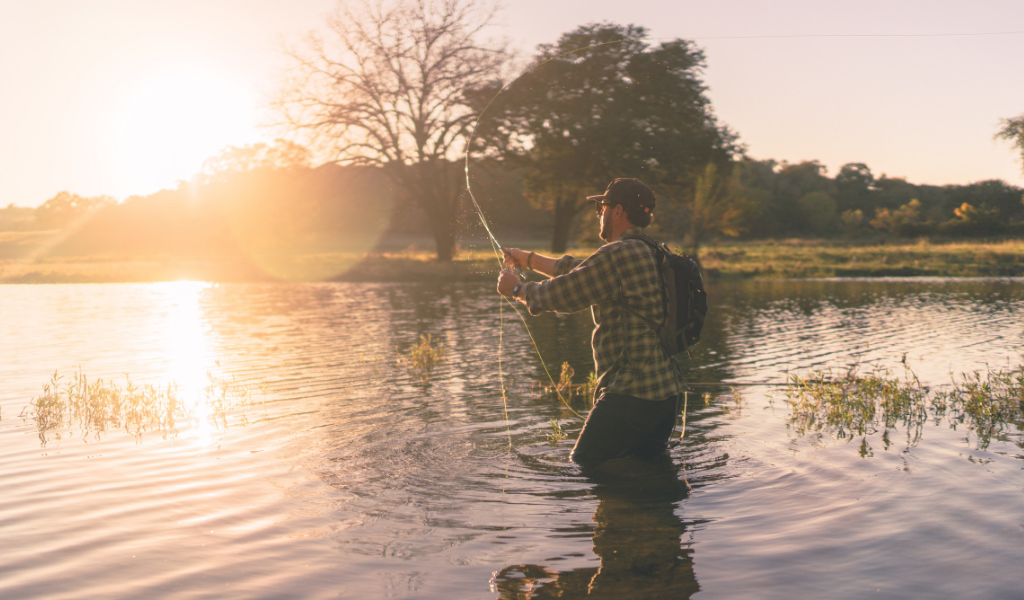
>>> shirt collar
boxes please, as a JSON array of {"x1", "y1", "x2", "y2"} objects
[{"x1": 617, "y1": 226, "x2": 646, "y2": 241}]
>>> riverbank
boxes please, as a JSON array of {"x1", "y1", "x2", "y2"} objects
[{"x1": 1, "y1": 238, "x2": 1022, "y2": 283}]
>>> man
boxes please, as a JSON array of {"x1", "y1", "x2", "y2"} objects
[{"x1": 497, "y1": 178, "x2": 683, "y2": 464}]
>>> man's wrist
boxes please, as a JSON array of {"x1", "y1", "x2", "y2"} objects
[{"x1": 527, "y1": 251, "x2": 535, "y2": 270}]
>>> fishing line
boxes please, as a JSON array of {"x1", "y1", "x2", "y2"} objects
[
  {"x1": 498, "y1": 297, "x2": 512, "y2": 448},
  {"x1": 687, "y1": 30, "x2": 1024, "y2": 40},
  {"x1": 465, "y1": 39, "x2": 632, "y2": 424}
]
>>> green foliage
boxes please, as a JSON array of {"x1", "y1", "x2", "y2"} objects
[
  {"x1": 785, "y1": 364, "x2": 929, "y2": 448},
  {"x1": 933, "y1": 367, "x2": 1024, "y2": 450},
  {"x1": 675, "y1": 162, "x2": 748, "y2": 260},
  {"x1": 835, "y1": 162, "x2": 876, "y2": 212},
  {"x1": 731, "y1": 159, "x2": 835, "y2": 238},
  {"x1": 470, "y1": 23, "x2": 738, "y2": 252},
  {"x1": 840, "y1": 209, "x2": 865, "y2": 231},
  {"x1": 547, "y1": 418, "x2": 568, "y2": 444},
  {"x1": 935, "y1": 202, "x2": 1004, "y2": 237},
  {"x1": 402, "y1": 334, "x2": 449, "y2": 379},
  {"x1": 730, "y1": 158, "x2": 1023, "y2": 240},
  {"x1": 797, "y1": 191, "x2": 837, "y2": 234},
  {"x1": 869, "y1": 199, "x2": 928, "y2": 236},
  {"x1": 785, "y1": 363, "x2": 1024, "y2": 454}
]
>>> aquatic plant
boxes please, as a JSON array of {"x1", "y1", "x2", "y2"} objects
[
  {"x1": 785, "y1": 364, "x2": 929, "y2": 446},
  {"x1": 785, "y1": 363, "x2": 1024, "y2": 454},
  {"x1": 21, "y1": 369, "x2": 268, "y2": 446},
  {"x1": 547, "y1": 418, "x2": 567, "y2": 444},
  {"x1": 402, "y1": 333, "x2": 449, "y2": 379},
  {"x1": 539, "y1": 362, "x2": 597, "y2": 405},
  {"x1": 933, "y1": 366, "x2": 1024, "y2": 450}
]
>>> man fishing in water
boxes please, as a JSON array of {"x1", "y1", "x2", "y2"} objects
[{"x1": 497, "y1": 178, "x2": 683, "y2": 465}]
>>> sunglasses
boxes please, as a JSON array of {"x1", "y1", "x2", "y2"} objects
[{"x1": 592, "y1": 201, "x2": 614, "y2": 216}]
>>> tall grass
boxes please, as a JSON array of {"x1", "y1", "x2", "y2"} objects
[
  {"x1": 785, "y1": 362, "x2": 1024, "y2": 455},
  {"x1": 933, "y1": 367, "x2": 1024, "y2": 450},
  {"x1": 20, "y1": 369, "x2": 267, "y2": 446},
  {"x1": 539, "y1": 362, "x2": 597, "y2": 407},
  {"x1": 399, "y1": 333, "x2": 449, "y2": 380}
]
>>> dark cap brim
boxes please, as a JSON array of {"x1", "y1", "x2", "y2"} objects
[{"x1": 586, "y1": 194, "x2": 607, "y2": 202}]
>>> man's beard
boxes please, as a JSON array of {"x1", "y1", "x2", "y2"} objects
[{"x1": 599, "y1": 217, "x2": 613, "y2": 242}]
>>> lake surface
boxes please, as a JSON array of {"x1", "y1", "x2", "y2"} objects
[{"x1": 1, "y1": 278, "x2": 1023, "y2": 599}]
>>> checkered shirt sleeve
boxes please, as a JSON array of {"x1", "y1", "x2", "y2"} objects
[{"x1": 520, "y1": 227, "x2": 682, "y2": 401}]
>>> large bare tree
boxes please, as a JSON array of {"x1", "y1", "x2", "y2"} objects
[{"x1": 272, "y1": 0, "x2": 507, "y2": 260}]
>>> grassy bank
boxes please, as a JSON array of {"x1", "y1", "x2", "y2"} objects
[
  {"x1": 1, "y1": 238, "x2": 1022, "y2": 284},
  {"x1": 697, "y1": 238, "x2": 1024, "y2": 278}
]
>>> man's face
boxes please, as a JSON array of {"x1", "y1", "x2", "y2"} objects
[{"x1": 598, "y1": 202, "x2": 616, "y2": 242}]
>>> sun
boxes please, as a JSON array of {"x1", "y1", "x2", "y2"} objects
[{"x1": 106, "y1": 64, "x2": 259, "y2": 196}]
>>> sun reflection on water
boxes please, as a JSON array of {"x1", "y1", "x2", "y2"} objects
[{"x1": 152, "y1": 281, "x2": 217, "y2": 445}]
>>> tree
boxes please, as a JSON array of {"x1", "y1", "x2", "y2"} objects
[
  {"x1": 996, "y1": 114, "x2": 1024, "y2": 175},
  {"x1": 470, "y1": 23, "x2": 738, "y2": 252},
  {"x1": 869, "y1": 198, "x2": 928, "y2": 237},
  {"x1": 683, "y1": 162, "x2": 746, "y2": 267},
  {"x1": 937, "y1": 201, "x2": 1004, "y2": 237},
  {"x1": 200, "y1": 139, "x2": 312, "y2": 178},
  {"x1": 273, "y1": 0, "x2": 507, "y2": 261},
  {"x1": 834, "y1": 162, "x2": 876, "y2": 214},
  {"x1": 797, "y1": 191, "x2": 838, "y2": 234},
  {"x1": 34, "y1": 191, "x2": 115, "y2": 230},
  {"x1": 729, "y1": 158, "x2": 780, "y2": 238}
]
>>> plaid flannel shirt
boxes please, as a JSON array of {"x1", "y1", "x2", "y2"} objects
[{"x1": 520, "y1": 226, "x2": 682, "y2": 402}]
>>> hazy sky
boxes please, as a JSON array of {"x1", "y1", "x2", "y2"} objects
[{"x1": 2, "y1": 0, "x2": 1022, "y2": 207}]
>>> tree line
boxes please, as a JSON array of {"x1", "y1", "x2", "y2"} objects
[
  {"x1": 727, "y1": 159, "x2": 1024, "y2": 240},
  {"x1": 4, "y1": 148, "x2": 1020, "y2": 261}
]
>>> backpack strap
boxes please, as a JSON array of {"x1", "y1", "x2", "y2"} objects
[
  {"x1": 615, "y1": 232, "x2": 684, "y2": 397},
  {"x1": 617, "y1": 232, "x2": 676, "y2": 348}
]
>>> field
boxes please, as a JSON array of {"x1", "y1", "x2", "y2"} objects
[
  {"x1": 695, "y1": 237, "x2": 1024, "y2": 278},
  {"x1": 1, "y1": 233, "x2": 1022, "y2": 283}
]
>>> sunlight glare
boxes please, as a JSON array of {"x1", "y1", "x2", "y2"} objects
[
  {"x1": 154, "y1": 281, "x2": 216, "y2": 445},
  {"x1": 109, "y1": 65, "x2": 258, "y2": 196}
]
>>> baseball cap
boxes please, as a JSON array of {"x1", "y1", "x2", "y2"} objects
[{"x1": 586, "y1": 178, "x2": 656, "y2": 215}]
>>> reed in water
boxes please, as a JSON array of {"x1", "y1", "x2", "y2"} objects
[
  {"x1": 784, "y1": 361, "x2": 1024, "y2": 455},
  {"x1": 21, "y1": 369, "x2": 268, "y2": 445}
]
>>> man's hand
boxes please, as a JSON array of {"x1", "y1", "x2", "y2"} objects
[
  {"x1": 497, "y1": 270, "x2": 521, "y2": 298},
  {"x1": 502, "y1": 247, "x2": 529, "y2": 271}
]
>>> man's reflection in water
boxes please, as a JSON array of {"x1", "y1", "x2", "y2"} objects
[{"x1": 492, "y1": 455, "x2": 699, "y2": 599}]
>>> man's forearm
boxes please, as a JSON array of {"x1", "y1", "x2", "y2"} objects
[{"x1": 528, "y1": 252, "x2": 558, "y2": 278}]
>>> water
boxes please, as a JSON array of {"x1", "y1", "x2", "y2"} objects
[{"x1": 1, "y1": 279, "x2": 1022, "y2": 599}]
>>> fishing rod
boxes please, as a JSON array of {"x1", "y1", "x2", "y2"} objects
[
  {"x1": 463, "y1": 38, "x2": 633, "y2": 281},
  {"x1": 462, "y1": 39, "x2": 637, "y2": 422}
]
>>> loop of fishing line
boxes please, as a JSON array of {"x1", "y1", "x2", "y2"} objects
[{"x1": 465, "y1": 39, "x2": 632, "y2": 423}]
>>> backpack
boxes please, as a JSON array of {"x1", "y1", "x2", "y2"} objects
[{"x1": 621, "y1": 232, "x2": 708, "y2": 357}]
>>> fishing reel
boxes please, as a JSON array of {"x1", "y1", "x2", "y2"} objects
[
  {"x1": 500, "y1": 264, "x2": 526, "y2": 283},
  {"x1": 499, "y1": 248, "x2": 527, "y2": 283}
]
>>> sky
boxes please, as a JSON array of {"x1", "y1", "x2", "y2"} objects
[{"x1": 1, "y1": 0, "x2": 1022, "y2": 207}]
